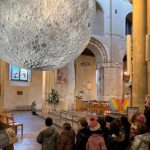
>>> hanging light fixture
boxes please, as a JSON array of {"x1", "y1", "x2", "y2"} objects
[{"x1": 0, "y1": 0, "x2": 96, "y2": 70}]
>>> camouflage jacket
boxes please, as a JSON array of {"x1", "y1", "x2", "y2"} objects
[{"x1": 36, "y1": 126, "x2": 60, "y2": 150}]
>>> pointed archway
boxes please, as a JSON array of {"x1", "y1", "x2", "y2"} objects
[{"x1": 87, "y1": 37, "x2": 109, "y2": 100}]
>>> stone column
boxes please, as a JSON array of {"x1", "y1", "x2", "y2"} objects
[
  {"x1": 45, "y1": 70, "x2": 57, "y2": 95},
  {"x1": 103, "y1": 63, "x2": 123, "y2": 101},
  {"x1": 132, "y1": 0, "x2": 147, "y2": 112},
  {"x1": 41, "y1": 70, "x2": 57, "y2": 114},
  {"x1": 97, "y1": 65, "x2": 104, "y2": 101},
  {"x1": 147, "y1": 0, "x2": 150, "y2": 95}
]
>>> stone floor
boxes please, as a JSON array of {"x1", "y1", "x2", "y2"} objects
[
  {"x1": 13, "y1": 111, "x2": 47, "y2": 150},
  {"x1": 12, "y1": 110, "x2": 94, "y2": 150}
]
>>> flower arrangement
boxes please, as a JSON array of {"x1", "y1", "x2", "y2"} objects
[{"x1": 47, "y1": 89, "x2": 59, "y2": 105}]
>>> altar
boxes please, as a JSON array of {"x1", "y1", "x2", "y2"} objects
[{"x1": 76, "y1": 97, "x2": 110, "y2": 115}]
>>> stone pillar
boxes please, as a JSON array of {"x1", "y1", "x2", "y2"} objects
[
  {"x1": 41, "y1": 70, "x2": 57, "y2": 114},
  {"x1": 147, "y1": 0, "x2": 150, "y2": 95},
  {"x1": 97, "y1": 65, "x2": 104, "y2": 101},
  {"x1": 103, "y1": 63, "x2": 123, "y2": 101},
  {"x1": 44, "y1": 70, "x2": 57, "y2": 96},
  {"x1": 132, "y1": 0, "x2": 147, "y2": 112}
]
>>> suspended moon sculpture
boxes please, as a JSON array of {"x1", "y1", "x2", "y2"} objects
[{"x1": 0, "y1": 0, "x2": 95, "y2": 70}]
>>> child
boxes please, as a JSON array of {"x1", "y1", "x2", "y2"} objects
[
  {"x1": 60, "y1": 122, "x2": 76, "y2": 150},
  {"x1": 75, "y1": 116, "x2": 90, "y2": 150},
  {"x1": 86, "y1": 117, "x2": 107, "y2": 150}
]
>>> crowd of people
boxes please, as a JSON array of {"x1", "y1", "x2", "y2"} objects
[{"x1": 36, "y1": 99, "x2": 150, "y2": 150}]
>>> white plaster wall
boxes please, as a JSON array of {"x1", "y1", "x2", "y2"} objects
[
  {"x1": 3, "y1": 64, "x2": 43, "y2": 110},
  {"x1": 55, "y1": 61, "x2": 75, "y2": 110},
  {"x1": 75, "y1": 55, "x2": 97, "y2": 101},
  {"x1": 111, "y1": 0, "x2": 132, "y2": 62},
  {"x1": 94, "y1": 0, "x2": 132, "y2": 61},
  {"x1": 91, "y1": 0, "x2": 132, "y2": 100}
]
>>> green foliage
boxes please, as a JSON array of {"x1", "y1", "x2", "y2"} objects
[{"x1": 47, "y1": 89, "x2": 59, "y2": 105}]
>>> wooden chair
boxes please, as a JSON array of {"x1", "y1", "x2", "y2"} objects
[
  {"x1": 8, "y1": 113, "x2": 23, "y2": 139},
  {"x1": 0, "y1": 112, "x2": 23, "y2": 139}
]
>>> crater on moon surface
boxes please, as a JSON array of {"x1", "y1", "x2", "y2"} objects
[{"x1": 0, "y1": 0, "x2": 95, "y2": 70}]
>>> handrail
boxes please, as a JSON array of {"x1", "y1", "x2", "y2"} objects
[
  {"x1": 50, "y1": 110, "x2": 92, "y2": 128},
  {"x1": 60, "y1": 110, "x2": 93, "y2": 118}
]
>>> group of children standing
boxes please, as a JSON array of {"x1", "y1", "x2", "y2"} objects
[{"x1": 36, "y1": 98, "x2": 150, "y2": 150}]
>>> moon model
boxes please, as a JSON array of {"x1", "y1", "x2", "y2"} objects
[{"x1": 0, "y1": 0, "x2": 95, "y2": 70}]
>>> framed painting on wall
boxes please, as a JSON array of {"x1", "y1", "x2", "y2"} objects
[
  {"x1": 20, "y1": 68, "x2": 28, "y2": 81},
  {"x1": 9, "y1": 65, "x2": 31, "y2": 82},
  {"x1": 57, "y1": 66, "x2": 68, "y2": 84},
  {"x1": 11, "y1": 65, "x2": 20, "y2": 80},
  {"x1": 127, "y1": 107, "x2": 139, "y2": 120}
]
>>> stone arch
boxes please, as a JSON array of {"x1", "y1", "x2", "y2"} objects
[
  {"x1": 87, "y1": 37, "x2": 109, "y2": 100},
  {"x1": 87, "y1": 37, "x2": 109, "y2": 67},
  {"x1": 125, "y1": 12, "x2": 132, "y2": 35},
  {"x1": 96, "y1": 0, "x2": 104, "y2": 12}
]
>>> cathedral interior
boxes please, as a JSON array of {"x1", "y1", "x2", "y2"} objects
[{"x1": 0, "y1": 0, "x2": 150, "y2": 150}]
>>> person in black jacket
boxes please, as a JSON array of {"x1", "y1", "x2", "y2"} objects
[
  {"x1": 31, "y1": 101, "x2": 36, "y2": 115},
  {"x1": 98, "y1": 116, "x2": 109, "y2": 149},
  {"x1": 75, "y1": 116, "x2": 90, "y2": 150},
  {"x1": 144, "y1": 95, "x2": 150, "y2": 129},
  {"x1": 120, "y1": 116, "x2": 131, "y2": 149},
  {"x1": 107, "y1": 120, "x2": 125, "y2": 150}
]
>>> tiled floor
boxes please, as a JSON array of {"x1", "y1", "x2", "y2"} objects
[{"x1": 13, "y1": 111, "x2": 46, "y2": 150}]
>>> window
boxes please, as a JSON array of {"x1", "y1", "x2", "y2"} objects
[{"x1": 9, "y1": 65, "x2": 31, "y2": 82}]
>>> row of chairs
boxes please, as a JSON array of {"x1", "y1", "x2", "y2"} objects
[
  {"x1": 0, "y1": 108, "x2": 23, "y2": 139},
  {"x1": 87, "y1": 103, "x2": 109, "y2": 115}
]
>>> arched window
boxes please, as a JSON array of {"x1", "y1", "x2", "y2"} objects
[
  {"x1": 93, "y1": 2, "x2": 104, "y2": 36},
  {"x1": 125, "y1": 13, "x2": 132, "y2": 35}
]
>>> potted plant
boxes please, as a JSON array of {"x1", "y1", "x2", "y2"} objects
[{"x1": 47, "y1": 89, "x2": 59, "y2": 110}]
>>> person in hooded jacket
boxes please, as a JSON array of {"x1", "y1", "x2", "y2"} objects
[
  {"x1": 130, "y1": 97, "x2": 150, "y2": 150},
  {"x1": 86, "y1": 117, "x2": 107, "y2": 150},
  {"x1": 36, "y1": 117, "x2": 60, "y2": 150},
  {"x1": 130, "y1": 132, "x2": 150, "y2": 150},
  {"x1": 59, "y1": 122, "x2": 76, "y2": 150}
]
